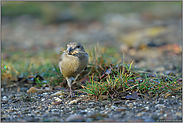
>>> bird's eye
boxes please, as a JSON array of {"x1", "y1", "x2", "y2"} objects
[{"x1": 77, "y1": 45, "x2": 80, "y2": 48}]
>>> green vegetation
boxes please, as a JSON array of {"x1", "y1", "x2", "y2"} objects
[
  {"x1": 79, "y1": 47, "x2": 181, "y2": 99},
  {"x1": 1, "y1": 44, "x2": 182, "y2": 100},
  {"x1": 1, "y1": 46, "x2": 182, "y2": 98}
]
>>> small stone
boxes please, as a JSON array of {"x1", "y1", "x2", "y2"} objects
[
  {"x1": 50, "y1": 91, "x2": 63, "y2": 97},
  {"x1": 51, "y1": 102, "x2": 62, "y2": 105},
  {"x1": 42, "y1": 92, "x2": 48, "y2": 95},
  {"x1": 144, "y1": 106, "x2": 149, "y2": 111},
  {"x1": 175, "y1": 112, "x2": 182, "y2": 117},
  {"x1": 111, "y1": 105, "x2": 117, "y2": 109},
  {"x1": 2, "y1": 96, "x2": 7, "y2": 101},
  {"x1": 3, "y1": 96, "x2": 7, "y2": 99},
  {"x1": 38, "y1": 106, "x2": 42, "y2": 108},
  {"x1": 66, "y1": 114, "x2": 85, "y2": 122},
  {"x1": 34, "y1": 110, "x2": 39, "y2": 113},
  {"x1": 127, "y1": 103, "x2": 133, "y2": 108},
  {"x1": 45, "y1": 87, "x2": 51, "y2": 91},
  {"x1": 113, "y1": 100, "x2": 124, "y2": 104},
  {"x1": 136, "y1": 112, "x2": 142, "y2": 117},
  {"x1": 164, "y1": 92, "x2": 171, "y2": 98},
  {"x1": 116, "y1": 107, "x2": 127, "y2": 112},
  {"x1": 155, "y1": 104, "x2": 165, "y2": 108},
  {"x1": 68, "y1": 99, "x2": 79, "y2": 105},
  {"x1": 54, "y1": 97, "x2": 62, "y2": 102},
  {"x1": 27, "y1": 87, "x2": 38, "y2": 94},
  {"x1": 8, "y1": 94, "x2": 14, "y2": 99},
  {"x1": 171, "y1": 96, "x2": 175, "y2": 99},
  {"x1": 159, "y1": 116, "x2": 164, "y2": 120}
]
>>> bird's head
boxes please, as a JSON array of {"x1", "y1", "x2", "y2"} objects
[{"x1": 66, "y1": 42, "x2": 86, "y2": 55}]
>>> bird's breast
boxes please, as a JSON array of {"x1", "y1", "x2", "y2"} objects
[{"x1": 59, "y1": 53, "x2": 88, "y2": 78}]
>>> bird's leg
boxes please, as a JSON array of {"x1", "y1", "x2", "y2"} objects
[
  {"x1": 69, "y1": 86, "x2": 73, "y2": 98},
  {"x1": 72, "y1": 73, "x2": 80, "y2": 85},
  {"x1": 66, "y1": 78, "x2": 74, "y2": 98}
]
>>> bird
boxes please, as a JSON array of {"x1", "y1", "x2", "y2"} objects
[{"x1": 58, "y1": 42, "x2": 88, "y2": 98}]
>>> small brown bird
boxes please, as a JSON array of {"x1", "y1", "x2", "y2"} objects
[{"x1": 58, "y1": 42, "x2": 88, "y2": 98}]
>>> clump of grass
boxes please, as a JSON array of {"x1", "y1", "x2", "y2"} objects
[
  {"x1": 79, "y1": 44, "x2": 182, "y2": 100},
  {"x1": 81, "y1": 74, "x2": 108, "y2": 98},
  {"x1": 80, "y1": 59, "x2": 136, "y2": 99}
]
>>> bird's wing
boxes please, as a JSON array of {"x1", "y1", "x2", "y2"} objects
[{"x1": 58, "y1": 52, "x2": 66, "y2": 72}]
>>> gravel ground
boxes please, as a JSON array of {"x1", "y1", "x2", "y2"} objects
[{"x1": 1, "y1": 88, "x2": 182, "y2": 122}]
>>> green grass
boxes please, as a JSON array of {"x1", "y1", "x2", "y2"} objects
[
  {"x1": 1, "y1": 45, "x2": 182, "y2": 100},
  {"x1": 79, "y1": 45, "x2": 182, "y2": 99},
  {"x1": 1, "y1": 49, "x2": 63, "y2": 87}
]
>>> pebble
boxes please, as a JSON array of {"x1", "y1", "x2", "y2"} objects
[
  {"x1": 27, "y1": 87, "x2": 40, "y2": 94},
  {"x1": 159, "y1": 116, "x2": 164, "y2": 120},
  {"x1": 50, "y1": 91, "x2": 63, "y2": 97},
  {"x1": 34, "y1": 110, "x2": 39, "y2": 114},
  {"x1": 144, "y1": 106, "x2": 149, "y2": 111},
  {"x1": 116, "y1": 107, "x2": 127, "y2": 112},
  {"x1": 51, "y1": 101, "x2": 62, "y2": 105},
  {"x1": 42, "y1": 92, "x2": 48, "y2": 95},
  {"x1": 175, "y1": 112, "x2": 181, "y2": 117},
  {"x1": 44, "y1": 87, "x2": 51, "y2": 91},
  {"x1": 68, "y1": 99, "x2": 79, "y2": 105},
  {"x1": 155, "y1": 104, "x2": 165, "y2": 108},
  {"x1": 110, "y1": 105, "x2": 117, "y2": 109},
  {"x1": 38, "y1": 106, "x2": 42, "y2": 108},
  {"x1": 127, "y1": 103, "x2": 133, "y2": 108},
  {"x1": 66, "y1": 114, "x2": 85, "y2": 122},
  {"x1": 54, "y1": 97, "x2": 62, "y2": 102},
  {"x1": 136, "y1": 112, "x2": 142, "y2": 117},
  {"x1": 2, "y1": 96, "x2": 7, "y2": 100},
  {"x1": 164, "y1": 114, "x2": 167, "y2": 118},
  {"x1": 164, "y1": 92, "x2": 171, "y2": 98}
]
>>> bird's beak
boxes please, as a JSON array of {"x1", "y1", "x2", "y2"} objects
[{"x1": 67, "y1": 47, "x2": 72, "y2": 55}]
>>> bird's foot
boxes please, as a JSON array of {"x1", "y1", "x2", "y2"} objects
[
  {"x1": 69, "y1": 87, "x2": 75, "y2": 98},
  {"x1": 69, "y1": 94, "x2": 75, "y2": 98}
]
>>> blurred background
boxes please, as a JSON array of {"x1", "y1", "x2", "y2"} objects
[{"x1": 1, "y1": 1, "x2": 182, "y2": 72}]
